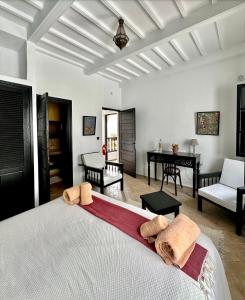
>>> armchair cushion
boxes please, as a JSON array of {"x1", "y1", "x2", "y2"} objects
[
  {"x1": 104, "y1": 170, "x2": 122, "y2": 186},
  {"x1": 82, "y1": 152, "x2": 105, "y2": 169},
  {"x1": 220, "y1": 158, "x2": 244, "y2": 189},
  {"x1": 198, "y1": 183, "x2": 245, "y2": 212},
  {"x1": 199, "y1": 184, "x2": 236, "y2": 211}
]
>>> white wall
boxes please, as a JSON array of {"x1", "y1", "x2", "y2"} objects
[
  {"x1": 35, "y1": 52, "x2": 121, "y2": 185},
  {"x1": 0, "y1": 46, "x2": 26, "y2": 79},
  {"x1": 121, "y1": 55, "x2": 245, "y2": 187}
]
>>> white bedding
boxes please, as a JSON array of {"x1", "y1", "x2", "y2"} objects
[{"x1": 0, "y1": 191, "x2": 231, "y2": 300}]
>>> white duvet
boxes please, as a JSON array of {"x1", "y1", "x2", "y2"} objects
[{"x1": 0, "y1": 191, "x2": 231, "y2": 300}]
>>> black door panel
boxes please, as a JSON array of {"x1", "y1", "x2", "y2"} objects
[
  {"x1": 0, "y1": 81, "x2": 34, "y2": 221},
  {"x1": 119, "y1": 108, "x2": 136, "y2": 177}
]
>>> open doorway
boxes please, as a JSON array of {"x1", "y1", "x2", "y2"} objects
[
  {"x1": 102, "y1": 107, "x2": 136, "y2": 177},
  {"x1": 102, "y1": 108, "x2": 119, "y2": 162},
  {"x1": 37, "y1": 94, "x2": 73, "y2": 205}
]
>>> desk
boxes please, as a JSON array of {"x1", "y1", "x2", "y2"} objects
[{"x1": 147, "y1": 150, "x2": 200, "y2": 198}]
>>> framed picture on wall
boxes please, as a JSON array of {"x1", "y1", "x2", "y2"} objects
[
  {"x1": 83, "y1": 116, "x2": 96, "y2": 136},
  {"x1": 196, "y1": 111, "x2": 220, "y2": 135}
]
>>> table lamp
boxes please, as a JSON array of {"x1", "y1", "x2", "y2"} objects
[{"x1": 191, "y1": 139, "x2": 199, "y2": 154}]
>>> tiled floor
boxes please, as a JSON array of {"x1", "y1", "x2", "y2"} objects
[{"x1": 101, "y1": 174, "x2": 245, "y2": 300}]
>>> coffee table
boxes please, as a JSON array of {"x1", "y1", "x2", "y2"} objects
[{"x1": 140, "y1": 191, "x2": 182, "y2": 217}]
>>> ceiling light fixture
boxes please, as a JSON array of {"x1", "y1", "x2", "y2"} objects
[{"x1": 113, "y1": 18, "x2": 129, "y2": 50}]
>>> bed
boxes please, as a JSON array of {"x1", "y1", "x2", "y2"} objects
[{"x1": 0, "y1": 191, "x2": 231, "y2": 300}]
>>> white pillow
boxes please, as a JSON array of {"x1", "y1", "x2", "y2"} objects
[
  {"x1": 82, "y1": 152, "x2": 105, "y2": 169},
  {"x1": 220, "y1": 158, "x2": 244, "y2": 189}
]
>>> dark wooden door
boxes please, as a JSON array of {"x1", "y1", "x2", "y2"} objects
[
  {"x1": 237, "y1": 84, "x2": 245, "y2": 156},
  {"x1": 119, "y1": 108, "x2": 136, "y2": 177},
  {"x1": 0, "y1": 81, "x2": 34, "y2": 221},
  {"x1": 105, "y1": 114, "x2": 109, "y2": 161},
  {"x1": 37, "y1": 93, "x2": 50, "y2": 205},
  {"x1": 37, "y1": 95, "x2": 73, "y2": 204},
  {"x1": 56, "y1": 98, "x2": 73, "y2": 189}
]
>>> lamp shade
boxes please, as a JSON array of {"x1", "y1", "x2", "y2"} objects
[{"x1": 191, "y1": 139, "x2": 199, "y2": 146}]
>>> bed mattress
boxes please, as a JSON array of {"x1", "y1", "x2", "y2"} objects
[{"x1": 0, "y1": 191, "x2": 231, "y2": 300}]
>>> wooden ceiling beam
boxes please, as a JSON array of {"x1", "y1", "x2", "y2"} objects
[
  {"x1": 138, "y1": 53, "x2": 162, "y2": 70},
  {"x1": 49, "y1": 27, "x2": 104, "y2": 59},
  {"x1": 25, "y1": 0, "x2": 43, "y2": 11},
  {"x1": 40, "y1": 37, "x2": 94, "y2": 64},
  {"x1": 36, "y1": 45, "x2": 85, "y2": 68},
  {"x1": 97, "y1": 71, "x2": 122, "y2": 83},
  {"x1": 71, "y1": 1, "x2": 114, "y2": 37},
  {"x1": 169, "y1": 39, "x2": 190, "y2": 61},
  {"x1": 59, "y1": 16, "x2": 116, "y2": 53},
  {"x1": 28, "y1": 0, "x2": 73, "y2": 42},
  {"x1": 0, "y1": 1, "x2": 33, "y2": 23},
  {"x1": 86, "y1": 1, "x2": 244, "y2": 75},
  {"x1": 105, "y1": 67, "x2": 131, "y2": 80},
  {"x1": 174, "y1": 0, "x2": 188, "y2": 18},
  {"x1": 190, "y1": 30, "x2": 207, "y2": 56},
  {"x1": 137, "y1": 0, "x2": 164, "y2": 30},
  {"x1": 101, "y1": 0, "x2": 145, "y2": 39},
  {"x1": 215, "y1": 21, "x2": 224, "y2": 50},
  {"x1": 126, "y1": 58, "x2": 150, "y2": 74},
  {"x1": 115, "y1": 63, "x2": 140, "y2": 77},
  {"x1": 153, "y1": 47, "x2": 175, "y2": 67}
]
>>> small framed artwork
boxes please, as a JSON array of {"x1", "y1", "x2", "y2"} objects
[
  {"x1": 83, "y1": 116, "x2": 96, "y2": 136},
  {"x1": 196, "y1": 111, "x2": 220, "y2": 136}
]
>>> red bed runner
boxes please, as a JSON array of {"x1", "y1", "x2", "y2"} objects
[{"x1": 79, "y1": 196, "x2": 207, "y2": 281}]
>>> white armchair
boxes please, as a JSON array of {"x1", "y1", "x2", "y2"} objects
[
  {"x1": 198, "y1": 158, "x2": 245, "y2": 235},
  {"x1": 81, "y1": 152, "x2": 123, "y2": 194}
]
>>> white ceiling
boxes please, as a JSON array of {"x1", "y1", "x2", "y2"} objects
[{"x1": 1, "y1": 0, "x2": 245, "y2": 83}]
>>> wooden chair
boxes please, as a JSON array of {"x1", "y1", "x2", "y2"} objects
[
  {"x1": 160, "y1": 162, "x2": 183, "y2": 196},
  {"x1": 198, "y1": 158, "x2": 245, "y2": 235},
  {"x1": 81, "y1": 152, "x2": 124, "y2": 194}
]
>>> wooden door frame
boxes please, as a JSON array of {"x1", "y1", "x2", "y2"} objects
[
  {"x1": 37, "y1": 93, "x2": 49, "y2": 204},
  {"x1": 37, "y1": 95, "x2": 73, "y2": 169},
  {"x1": 103, "y1": 107, "x2": 120, "y2": 161},
  {"x1": 48, "y1": 96, "x2": 73, "y2": 190},
  {"x1": 104, "y1": 112, "x2": 118, "y2": 161},
  {"x1": 103, "y1": 107, "x2": 136, "y2": 176},
  {"x1": 48, "y1": 96, "x2": 73, "y2": 176},
  {"x1": 236, "y1": 84, "x2": 245, "y2": 157},
  {"x1": 37, "y1": 94, "x2": 73, "y2": 204},
  {"x1": 119, "y1": 108, "x2": 136, "y2": 178},
  {"x1": 105, "y1": 113, "x2": 108, "y2": 161},
  {"x1": 102, "y1": 106, "x2": 121, "y2": 112}
]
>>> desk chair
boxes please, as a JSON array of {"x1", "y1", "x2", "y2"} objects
[{"x1": 161, "y1": 163, "x2": 183, "y2": 196}]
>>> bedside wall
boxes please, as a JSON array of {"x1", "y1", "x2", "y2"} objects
[{"x1": 121, "y1": 54, "x2": 245, "y2": 187}]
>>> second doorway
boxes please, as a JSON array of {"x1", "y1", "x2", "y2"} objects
[{"x1": 102, "y1": 109, "x2": 119, "y2": 162}]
